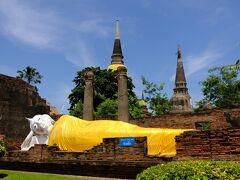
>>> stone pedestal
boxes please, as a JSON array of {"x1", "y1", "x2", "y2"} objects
[
  {"x1": 83, "y1": 70, "x2": 94, "y2": 120},
  {"x1": 117, "y1": 66, "x2": 129, "y2": 122}
]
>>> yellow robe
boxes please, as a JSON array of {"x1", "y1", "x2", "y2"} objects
[{"x1": 48, "y1": 115, "x2": 190, "y2": 155}]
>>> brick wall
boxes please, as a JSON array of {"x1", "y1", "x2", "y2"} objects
[
  {"x1": 0, "y1": 137, "x2": 172, "y2": 179},
  {"x1": 0, "y1": 74, "x2": 50, "y2": 143},
  {"x1": 3, "y1": 137, "x2": 171, "y2": 162},
  {"x1": 2, "y1": 130, "x2": 240, "y2": 178},
  {"x1": 129, "y1": 106, "x2": 240, "y2": 130},
  {"x1": 95, "y1": 106, "x2": 240, "y2": 130},
  {"x1": 175, "y1": 128, "x2": 240, "y2": 161}
]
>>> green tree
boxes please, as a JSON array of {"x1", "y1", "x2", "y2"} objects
[
  {"x1": 129, "y1": 96, "x2": 144, "y2": 118},
  {"x1": 141, "y1": 76, "x2": 170, "y2": 116},
  {"x1": 69, "y1": 67, "x2": 117, "y2": 112},
  {"x1": 222, "y1": 59, "x2": 240, "y2": 71},
  {"x1": 95, "y1": 98, "x2": 117, "y2": 116},
  {"x1": 199, "y1": 65, "x2": 240, "y2": 108},
  {"x1": 17, "y1": 66, "x2": 42, "y2": 85},
  {"x1": 69, "y1": 67, "x2": 142, "y2": 118},
  {"x1": 69, "y1": 100, "x2": 84, "y2": 118},
  {"x1": 194, "y1": 99, "x2": 210, "y2": 112}
]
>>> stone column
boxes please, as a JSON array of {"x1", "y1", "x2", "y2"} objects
[
  {"x1": 117, "y1": 66, "x2": 129, "y2": 122},
  {"x1": 83, "y1": 70, "x2": 94, "y2": 120}
]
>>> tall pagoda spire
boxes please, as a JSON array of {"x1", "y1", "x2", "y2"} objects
[
  {"x1": 111, "y1": 20, "x2": 124, "y2": 64},
  {"x1": 170, "y1": 45, "x2": 192, "y2": 113},
  {"x1": 108, "y1": 20, "x2": 126, "y2": 71},
  {"x1": 175, "y1": 45, "x2": 186, "y2": 84}
]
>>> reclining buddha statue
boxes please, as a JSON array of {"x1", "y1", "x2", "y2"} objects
[{"x1": 21, "y1": 114, "x2": 190, "y2": 155}]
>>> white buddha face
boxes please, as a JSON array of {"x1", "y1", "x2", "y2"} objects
[{"x1": 27, "y1": 114, "x2": 55, "y2": 135}]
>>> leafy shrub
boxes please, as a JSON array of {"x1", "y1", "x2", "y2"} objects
[
  {"x1": 0, "y1": 140, "x2": 7, "y2": 157},
  {"x1": 95, "y1": 98, "x2": 117, "y2": 116},
  {"x1": 137, "y1": 160, "x2": 240, "y2": 180}
]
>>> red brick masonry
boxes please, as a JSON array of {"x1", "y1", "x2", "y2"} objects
[
  {"x1": 0, "y1": 137, "x2": 172, "y2": 179},
  {"x1": 130, "y1": 106, "x2": 240, "y2": 129},
  {"x1": 175, "y1": 128, "x2": 240, "y2": 161},
  {"x1": 1, "y1": 128, "x2": 240, "y2": 178},
  {"x1": 3, "y1": 137, "x2": 165, "y2": 162}
]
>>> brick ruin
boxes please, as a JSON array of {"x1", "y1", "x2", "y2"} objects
[
  {"x1": 1, "y1": 127, "x2": 240, "y2": 178},
  {"x1": 0, "y1": 74, "x2": 50, "y2": 148},
  {"x1": 130, "y1": 106, "x2": 240, "y2": 130},
  {"x1": 175, "y1": 128, "x2": 240, "y2": 161},
  {"x1": 0, "y1": 137, "x2": 172, "y2": 178},
  {"x1": 95, "y1": 105, "x2": 240, "y2": 130},
  {"x1": 1, "y1": 72, "x2": 240, "y2": 178}
]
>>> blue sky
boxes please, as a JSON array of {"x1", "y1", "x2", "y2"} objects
[{"x1": 0, "y1": 0, "x2": 239, "y2": 114}]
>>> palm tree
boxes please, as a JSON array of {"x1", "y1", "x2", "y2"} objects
[{"x1": 17, "y1": 66, "x2": 42, "y2": 85}]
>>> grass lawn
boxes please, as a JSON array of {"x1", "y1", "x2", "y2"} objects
[{"x1": 0, "y1": 169, "x2": 95, "y2": 180}]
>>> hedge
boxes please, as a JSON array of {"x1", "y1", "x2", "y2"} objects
[{"x1": 137, "y1": 160, "x2": 240, "y2": 180}]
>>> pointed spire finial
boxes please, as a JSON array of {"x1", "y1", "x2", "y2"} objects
[
  {"x1": 177, "y1": 44, "x2": 182, "y2": 60},
  {"x1": 115, "y1": 20, "x2": 120, "y2": 39},
  {"x1": 142, "y1": 91, "x2": 145, "y2": 100},
  {"x1": 111, "y1": 19, "x2": 124, "y2": 63}
]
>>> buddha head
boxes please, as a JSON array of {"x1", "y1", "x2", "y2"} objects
[{"x1": 27, "y1": 114, "x2": 55, "y2": 135}]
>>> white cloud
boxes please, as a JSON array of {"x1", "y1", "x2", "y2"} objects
[
  {"x1": 170, "y1": 49, "x2": 222, "y2": 81},
  {"x1": 0, "y1": 0, "x2": 60, "y2": 49},
  {"x1": 185, "y1": 49, "x2": 222, "y2": 76},
  {"x1": 0, "y1": 0, "x2": 112, "y2": 67},
  {"x1": 64, "y1": 42, "x2": 96, "y2": 67},
  {"x1": 170, "y1": 74, "x2": 175, "y2": 82},
  {"x1": 75, "y1": 19, "x2": 111, "y2": 37}
]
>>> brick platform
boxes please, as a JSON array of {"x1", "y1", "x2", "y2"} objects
[
  {"x1": 1, "y1": 128, "x2": 240, "y2": 178},
  {"x1": 0, "y1": 137, "x2": 172, "y2": 179}
]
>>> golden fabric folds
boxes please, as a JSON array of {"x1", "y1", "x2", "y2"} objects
[{"x1": 48, "y1": 115, "x2": 189, "y2": 155}]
